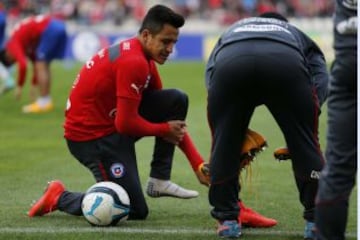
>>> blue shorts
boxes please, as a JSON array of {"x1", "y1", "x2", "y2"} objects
[
  {"x1": 36, "y1": 19, "x2": 67, "y2": 61},
  {"x1": 0, "y1": 11, "x2": 6, "y2": 48}
]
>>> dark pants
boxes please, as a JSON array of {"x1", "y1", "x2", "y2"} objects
[
  {"x1": 315, "y1": 51, "x2": 357, "y2": 240},
  {"x1": 58, "y1": 89, "x2": 188, "y2": 220},
  {"x1": 207, "y1": 40, "x2": 324, "y2": 221}
]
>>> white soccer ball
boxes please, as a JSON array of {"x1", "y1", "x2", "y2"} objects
[{"x1": 81, "y1": 181, "x2": 130, "y2": 226}]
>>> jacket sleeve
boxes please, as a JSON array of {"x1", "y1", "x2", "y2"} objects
[
  {"x1": 303, "y1": 35, "x2": 329, "y2": 107},
  {"x1": 115, "y1": 95, "x2": 170, "y2": 137},
  {"x1": 114, "y1": 55, "x2": 169, "y2": 137},
  {"x1": 8, "y1": 43, "x2": 27, "y2": 87}
]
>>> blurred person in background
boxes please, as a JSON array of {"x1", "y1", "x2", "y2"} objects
[
  {"x1": 0, "y1": 14, "x2": 67, "y2": 113},
  {"x1": 315, "y1": 0, "x2": 357, "y2": 239},
  {"x1": 0, "y1": 7, "x2": 15, "y2": 95},
  {"x1": 0, "y1": 7, "x2": 5, "y2": 47},
  {"x1": 50, "y1": 0, "x2": 77, "y2": 20}
]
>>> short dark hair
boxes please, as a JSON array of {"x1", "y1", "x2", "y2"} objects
[
  {"x1": 139, "y1": 5, "x2": 185, "y2": 34},
  {"x1": 259, "y1": 12, "x2": 288, "y2": 22}
]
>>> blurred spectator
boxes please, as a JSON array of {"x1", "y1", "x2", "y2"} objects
[
  {"x1": 173, "y1": 0, "x2": 200, "y2": 18},
  {"x1": 257, "y1": 0, "x2": 276, "y2": 14},
  {"x1": 130, "y1": 0, "x2": 145, "y2": 22},
  {"x1": 50, "y1": 0, "x2": 76, "y2": 20},
  {"x1": 243, "y1": 0, "x2": 257, "y2": 15},
  {"x1": 0, "y1": 0, "x2": 335, "y2": 26}
]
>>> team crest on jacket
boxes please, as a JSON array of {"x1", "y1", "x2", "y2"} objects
[{"x1": 110, "y1": 163, "x2": 125, "y2": 178}]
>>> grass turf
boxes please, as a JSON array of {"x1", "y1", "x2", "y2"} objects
[{"x1": 0, "y1": 61, "x2": 356, "y2": 239}]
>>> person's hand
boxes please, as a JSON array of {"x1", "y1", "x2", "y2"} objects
[
  {"x1": 163, "y1": 120, "x2": 186, "y2": 145},
  {"x1": 195, "y1": 162, "x2": 210, "y2": 187},
  {"x1": 14, "y1": 86, "x2": 22, "y2": 100}
]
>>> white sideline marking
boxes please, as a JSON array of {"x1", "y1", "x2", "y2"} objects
[
  {"x1": 0, "y1": 227, "x2": 356, "y2": 238},
  {"x1": 0, "y1": 227, "x2": 281, "y2": 235}
]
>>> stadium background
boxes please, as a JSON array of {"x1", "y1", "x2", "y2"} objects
[{"x1": 1, "y1": 0, "x2": 334, "y2": 62}]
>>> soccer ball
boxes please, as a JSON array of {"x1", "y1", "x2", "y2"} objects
[{"x1": 81, "y1": 181, "x2": 130, "y2": 226}]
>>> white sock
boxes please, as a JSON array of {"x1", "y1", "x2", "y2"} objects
[
  {"x1": 148, "y1": 177, "x2": 170, "y2": 187},
  {"x1": 36, "y1": 96, "x2": 52, "y2": 107},
  {"x1": 0, "y1": 63, "x2": 9, "y2": 80}
]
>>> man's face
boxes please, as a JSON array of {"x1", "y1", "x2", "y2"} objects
[{"x1": 142, "y1": 24, "x2": 179, "y2": 64}]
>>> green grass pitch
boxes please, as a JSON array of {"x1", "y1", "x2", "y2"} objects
[{"x1": 0, "y1": 61, "x2": 356, "y2": 239}]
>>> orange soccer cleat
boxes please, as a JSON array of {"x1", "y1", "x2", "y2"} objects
[
  {"x1": 28, "y1": 180, "x2": 65, "y2": 217},
  {"x1": 238, "y1": 201, "x2": 277, "y2": 228},
  {"x1": 241, "y1": 129, "x2": 268, "y2": 160},
  {"x1": 273, "y1": 147, "x2": 291, "y2": 160},
  {"x1": 246, "y1": 129, "x2": 268, "y2": 150}
]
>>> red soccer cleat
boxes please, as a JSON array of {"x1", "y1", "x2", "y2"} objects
[
  {"x1": 28, "y1": 180, "x2": 65, "y2": 217},
  {"x1": 238, "y1": 201, "x2": 277, "y2": 228}
]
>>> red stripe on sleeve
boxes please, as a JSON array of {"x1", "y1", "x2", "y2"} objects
[{"x1": 178, "y1": 133, "x2": 204, "y2": 171}]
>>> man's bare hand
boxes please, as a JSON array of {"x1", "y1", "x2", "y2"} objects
[
  {"x1": 163, "y1": 120, "x2": 186, "y2": 145},
  {"x1": 195, "y1": 162, "x2": 210, "y2": 186}
]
